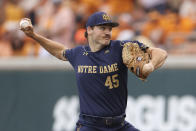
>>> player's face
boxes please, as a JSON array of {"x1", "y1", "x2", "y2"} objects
[{"x1": 91, "y1": 25, "x2": 112, "y2": 46}]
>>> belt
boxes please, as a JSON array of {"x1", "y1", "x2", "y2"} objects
[{"x1": 79, "y1": 113, "x2": 126, "y2": 127}]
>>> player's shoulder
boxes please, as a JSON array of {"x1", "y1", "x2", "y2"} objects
[
  {"x1": 110, "y1": 40, "x2": 124, "y2": 44},
  {"x1": 110, "y1": 40, "x2": 135, "y2": 46},
  {"x1": 64, "y1": 45, "x2": 86, "y2": 64},
  {"x1": 65, "y1": 45, "x2": 84, "y2": 58},
  {"x1": 110, "y1": 40, "x2": 136, "y2": 49},
  {"x1": 110, "y1": 40, "x2": 123, "y2": 47},
  {"x1": 110, "y1": 40, "x2": 149, "y2": 53},
  {"x1": 112, "y1": 40, "x2": 147, "y2": 48},
  {"x1": 73, "y1": 45, "x2": 84, "y2": 50}
]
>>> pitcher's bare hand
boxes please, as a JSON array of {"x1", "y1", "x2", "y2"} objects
[{"x1": 19, "y1": 18, "x2": 34, "y2": 37}]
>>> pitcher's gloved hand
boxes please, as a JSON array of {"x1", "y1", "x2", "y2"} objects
[{"x1": 122, "y1": 41, "x2": 152, "y2": 81}]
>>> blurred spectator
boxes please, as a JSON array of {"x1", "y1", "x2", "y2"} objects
[
  {"x1": 141, "y1": 9, "x2": 195, "y2": 50},
  {"x1": 37, "y1": 0, "x2": 76, "y2": 56},
  {"x1": 116, "y1": 13, "x2": 135, "y2": 40},
  {"x1": 79, "y1": 0, "x2": 102, "y2": 15},
  {"x1": 179, "y1": 0, "x2": 196, "y2": 26},
  {"x1": 10, "y1": 30, "x2": 25, "y2": 56},
  {"x1": 99, "y1": 0, "x2": 111, "y2": 14},
  {"x1": 4, "y1": 0, "x2": 24, "y2": 22},
  {"x1": 131, "y1": 7, "x2": 148, "y2": 34},
  {"x1": 0, "y1": 0, "x2": 196, "y2": 57},
  {"x1": 19, "y1": 0, "x2": 47, "y2": 25},
  {"x1": 100, "y1": 0, "x2": 134, "y2": 15},
  {"x1": 2, "y1": 0, "x2": 27, "y2": 56},
  {"x1": 138, "y1": 0, "x2": 167, "y2": 14},
  {"x1": 0, "y1": 1, "x2": 5, "y2": 27},
  {"x1": 161, "y1": 10, "x2": 195, "y2": 54},
  {"x1": 167, "y1": 0, "x2": 183, "y2": 12},
  {"x1": 10, "y1": 30, "x2": 40, "y2": 56},
  {"x1": 3, "y1": 0, "x2": 24, "y2": 31},
  {"x1": 36, "y1": 0, "x2": 53, "y2": 32},
  {"x1": 71, "y1": 0, "x2": 89, "y2": 45},
  {"x1": 48, "y1": 0, "x2": 75, "y2": 48},
  {"x1": 141, "y1": 11, "x2": 164, "y2": 47},
  {"x1": 74, "y1": 28, "x2": 87, "y2": 45},
  {"x1": 162, "y1": 11, "x2": 194, "y2": 45},
  {"x1": 134, "y1": 35, "x2": 155, "y2": 47},
  {"x1": 0, "y1": 31, "x2": 13, "y2": 57}
]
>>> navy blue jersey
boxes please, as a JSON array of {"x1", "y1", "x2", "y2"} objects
[{"x1": 64, "y1": 40, "x2": 144, "y2": 117}]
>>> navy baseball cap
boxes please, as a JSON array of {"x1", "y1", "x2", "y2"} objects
[{"x1": 86, "y1": 12, "x2": 119, "y2": 28}]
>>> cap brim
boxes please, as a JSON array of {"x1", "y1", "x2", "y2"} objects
[{"x1": 97, "y1": 22, "x2": 119, "y2": 27}]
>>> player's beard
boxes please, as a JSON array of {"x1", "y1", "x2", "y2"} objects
[{"x1": 101, "y1": 34, "x2": 111, "y2": 45}]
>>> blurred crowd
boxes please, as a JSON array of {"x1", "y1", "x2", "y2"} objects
[{"x1": 0, "y1": 0, "x2": 196, "y2": 57}]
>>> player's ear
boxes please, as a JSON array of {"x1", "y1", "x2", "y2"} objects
[{"x1": 87, "y1": 26, "x2": 94, "y2": 35}]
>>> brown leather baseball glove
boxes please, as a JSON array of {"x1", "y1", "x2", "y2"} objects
[{"x1": 122, "y1": 41, "x2": 152, "y2": 80}]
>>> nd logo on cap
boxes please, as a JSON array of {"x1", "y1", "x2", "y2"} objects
[
  {"x1": 86, "y1": 12, "x2": 119, "y2": 27},
  {"x1": 103, "y1": 14, "x2": 111, "y2": 21}
]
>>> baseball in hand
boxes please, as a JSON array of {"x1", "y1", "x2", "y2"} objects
[
  {"x1": 19, "y1": 19, "x2": 30, "y2": 29},
  {"x1": 143, "y1": 62, "x2": 154, "y2": 74}
]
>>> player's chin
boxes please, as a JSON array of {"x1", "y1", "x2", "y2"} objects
[{"x1": 102, "y1": 39, "x2": 110, "y2": 45}]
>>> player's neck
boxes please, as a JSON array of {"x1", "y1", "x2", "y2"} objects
[{"x1": 88, "y1": 39, "x2": 104, "y2": 52}]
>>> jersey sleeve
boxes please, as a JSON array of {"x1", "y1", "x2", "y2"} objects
[{"x1": 63, "y1": 46, "x2": 81, "y2": 67}]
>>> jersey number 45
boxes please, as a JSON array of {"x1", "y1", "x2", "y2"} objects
[{"x1": 105, "y1": 74, "x2": 119, "y2": 89}]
